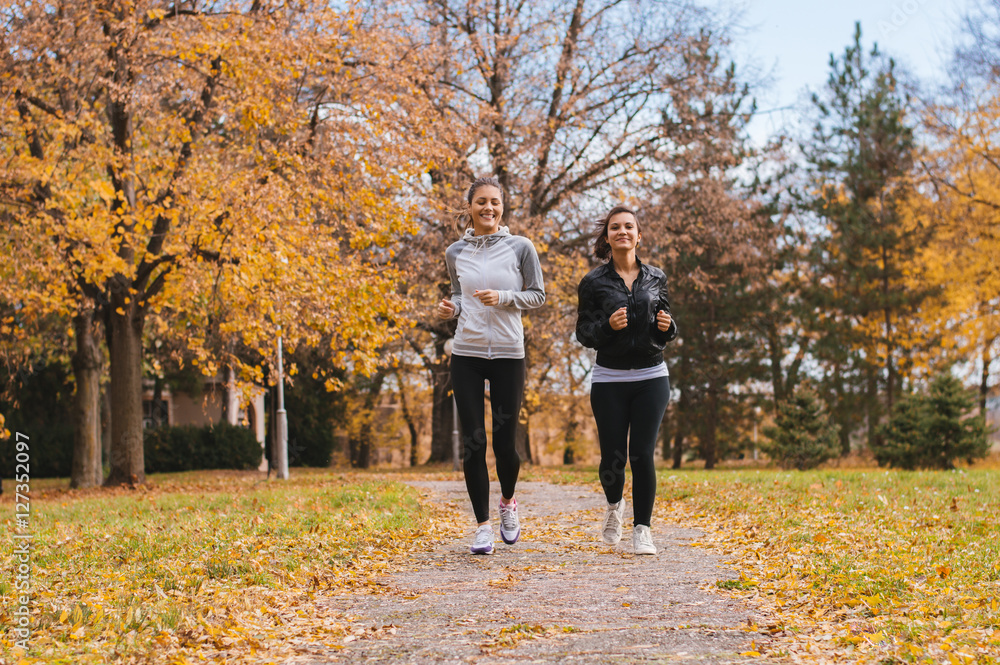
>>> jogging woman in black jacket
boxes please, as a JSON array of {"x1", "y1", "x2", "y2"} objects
[{"x1": 576, "y1": 205, "x2": 678, "y2": 555}]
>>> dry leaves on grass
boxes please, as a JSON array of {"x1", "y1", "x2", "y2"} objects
[
  {"x1": 0, "y1": 470, "x2": 464, "y2": 664},
  {"x1": 653, "y1": 470, "x2": 1000, "y2": 664}
]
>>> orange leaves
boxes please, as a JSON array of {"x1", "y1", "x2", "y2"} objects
[
  {"x1": 2, "y1": 0, "x2": 438, "y2": 395},
  {"x1": 654, "y1": 468, "x2": 1000, "y2": 663},
  {"x1": 4, "y1": 471, "x2": 453, "y2": 663}
]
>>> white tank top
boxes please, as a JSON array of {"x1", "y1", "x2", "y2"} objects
[{"x1": 591, "y1": 361, "x2": 669, "y2": 384}]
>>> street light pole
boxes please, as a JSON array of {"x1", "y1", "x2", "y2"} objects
[
  {"x1": 753, "y1": 405, "x2": 760, "y2": 461},
  {"x1": 275, "y1": 333, "x2": 289, "y2": 479},
  {"x1": 443, "y1": 339, "x2": 461, "y2": 472}
]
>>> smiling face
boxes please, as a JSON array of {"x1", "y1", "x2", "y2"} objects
[
  {"x1": 606, "y1": 211, "x2": 640, "y2": 253},
  {"x1": 470, "y1": 185, "x2": 504, "y2": 235}
]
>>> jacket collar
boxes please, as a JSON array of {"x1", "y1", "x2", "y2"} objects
[
  {"x1": 462, "y1": 225, "x2": 511, "y2": 247},
  {"x1": 603, "y1": 255, "x2": 647, "y2": 276}
]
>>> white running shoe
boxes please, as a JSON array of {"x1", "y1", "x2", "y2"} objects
[
  {"x1": 633, "y1": 525, "x2": 657, "y2": 555},
  {"x1": 471, "y1": 524, "x2": 495, "y2": 555},
  {"x1": 498, "y1": 498, "x2": 520, "y2": 544},
  {"x1": 602, "y1": 499, "x2": 626, "y2": 545}
]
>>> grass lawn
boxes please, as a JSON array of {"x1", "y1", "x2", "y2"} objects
[
  {"x1": 533, "y1": 464, "x2": 1000, "y2": 664},
  {"x1": 2, "y1": 464, "x2": 998, "y2": 664},
  {"x1": 0, "y1": 469, "x2": 463, "y2": 664}
]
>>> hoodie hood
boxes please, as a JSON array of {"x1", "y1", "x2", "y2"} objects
[
  {"x1": 462, "y1": 225, "x2": 511, "y2": 247},
  {"x1": 444, "y1": 228, "x2": 546, "y2": 360}
]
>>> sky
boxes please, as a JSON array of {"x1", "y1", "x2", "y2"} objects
[{"x1": 734, "y1": 0, "x2": 975, "y2": 143}]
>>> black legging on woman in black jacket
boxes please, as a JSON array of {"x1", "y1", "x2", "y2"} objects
[{"x1": 576, "y1": 259, "x2": 679, "y2": 526}]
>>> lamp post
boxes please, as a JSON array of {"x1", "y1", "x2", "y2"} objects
[
  {"x1": 443, "y1": 339, "x2": 460, "y2": 472},
  {"x1": 275, "y1": 333, "x2": 289, "y2": 480},
  {"x1": 753, "y1": 405, "x2": 761, "y2": 461}
]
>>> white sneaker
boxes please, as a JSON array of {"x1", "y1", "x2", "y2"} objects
[
  {"x1": 601, "y1": 499, "x2": 626, "y2": 545},
  {"x1": 633, "y1": 525, "x2": 656, "y2": 555},
  {"x1": 498, "y1": 498, "x2": 520, "y2": 544},
  {"x1": 470, "y1": 524, "x2": 495, "y2": 555}
]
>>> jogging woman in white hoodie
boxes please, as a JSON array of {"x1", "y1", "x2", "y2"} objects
[{"x1": 436, "y1": 176, "x2": 546, "y2": 555}]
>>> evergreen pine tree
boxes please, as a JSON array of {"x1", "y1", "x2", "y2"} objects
[
  {"x1": 761, "y1": 386, "x2": 840, "y2": 470},
  {"x1": 874, "y1": 373, "x2": 990, "y2": 469},
  {"x1": 800, "y1": 23, "x2": 932, "y2": 450}
]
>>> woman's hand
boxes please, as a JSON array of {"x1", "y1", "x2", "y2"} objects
[
  {"x1": 473, "y1": 289, "x2": 500, "y2": 306},
  {"x1": 656, "y1": 310, "x2": 673, "y2": 332},
  {"x1": 436, "y1": 299, "x2": 456, "y2": 319},
  {"x1": 609, "y1": 306, "x2": 628, "y2": 330}
]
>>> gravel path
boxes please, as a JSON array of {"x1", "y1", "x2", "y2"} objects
[{"x1": 284, "y1": 480, "x2": 771, "y2": 664}]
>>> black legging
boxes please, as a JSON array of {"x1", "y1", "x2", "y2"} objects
[
  {"x1": 450, "y1": 354, "x2": 525, "y2": 523},
  {"x1": 590, "y1": 376, "x2": 671, "y2": 527}
]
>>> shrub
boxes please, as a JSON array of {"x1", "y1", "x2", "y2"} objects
[
  {"x1": 277, "y1": 359, "x2": 346, "y2": 467},
  {"x1": 144, "y1": 422, "x2": 262, "y2": 473},
  {"x1": 761, "y1": 386, "x2": 840, "y2": 470},
  {"x1": 0, "y1": 419, "x2": 74, "y2": 478},
  {"x1": 873, "y1": 373, "x2": 989, "y2": 470},
  {"x1": 0, "y1": 362, "x2": 75, "y2": 478}
]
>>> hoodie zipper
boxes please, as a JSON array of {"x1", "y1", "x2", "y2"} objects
[
  {"x1": 482, "y1": 239, "x2": 493, "y2": 359},
  {"x1": 612, "y1": 265, "x2": 641, "y2": 351}
]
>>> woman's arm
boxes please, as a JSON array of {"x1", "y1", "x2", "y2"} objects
[
  {"x1": 575, "y1": 276, "x2": 617, "y2": 348},
  {"x1": 444, "y1": 245, "x2": 464, "y2": 319},
  {"x1": 651, "y1": 276, "x2": 678, "y2": 343},
  {"x1": 496, "y1": 238, "x2": 545, "y2": 310}
]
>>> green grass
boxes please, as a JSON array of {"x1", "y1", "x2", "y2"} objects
[
  {"x1": 0, "y1": 470, "x2": 440, "y2": 664},
  {"x1": 531, "y1": 464, "x2": 1000, "y2": 663},
  {"x1": 654, "y1": 468, "x2": 1000, "y2": 663},
  {"x1": 6, "y1": 463, "x2": 998, "y2": 664}
]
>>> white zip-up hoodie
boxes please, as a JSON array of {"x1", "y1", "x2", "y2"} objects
[{"x1": 444, "y1": 226, "x2": 546, "y2": 359}]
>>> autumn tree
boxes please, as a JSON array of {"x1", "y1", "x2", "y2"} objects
[
  {"x1": 904, "y1": 3, "x2": 1000, "y2": 413},
  {"x1": 640, "y1": 31, "x2": 772, "y2": 469},
  {"x1": 1, "y1": 0, "x2": 439, "y2": 484},
  {"x1": 380, "y1": 0, "x2": 748, "y2": 461}
]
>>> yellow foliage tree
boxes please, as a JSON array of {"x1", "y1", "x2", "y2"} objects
[
  {"x1": 907, "y1": 93, "x2": 1000, "y2": 406},
  {"x1": 0, "y1": 0, "x2": 441, "y2": 485}
]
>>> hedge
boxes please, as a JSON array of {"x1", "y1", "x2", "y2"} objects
[{"x1": 144, "y1": 422, "x2": 262, "y2": 473}]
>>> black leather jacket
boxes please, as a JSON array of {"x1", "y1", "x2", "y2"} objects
[{"x1": 576, "y1": 259, "x2": 678, "y2": 370}]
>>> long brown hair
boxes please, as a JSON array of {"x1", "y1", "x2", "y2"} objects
[
  {"x1": 455, "y1": 176, "x2": 506, "y2": 232},
  {"x1": 592, "y1": 205, "x2": 640, "y2": 261}
]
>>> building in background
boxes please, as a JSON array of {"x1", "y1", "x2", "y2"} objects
[{"x1": 141, "y1": 371, "x2": 267, "y2": 471}]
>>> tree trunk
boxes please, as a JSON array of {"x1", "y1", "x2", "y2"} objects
[
  {"x1": 672, "y1": 358, "x2": 691, "y2": 469},
  {"x1": 884, "y1": 308, "x2": 895, "y2": 416},
  {"x1": 562, "y1": 418, "x2": 576, "y2": 464},
  {"x1": 865, "y1": 362, "x2": 879, "y2": 450},
  {"x1": 701, "y1": 389, "x2": 719, "y2": 469},
  {"x1": 428, "y1": 342, "x2": 455, "y2": 463},
  {"x1": 151, "y1": 376, "x2": 166, "y2": 427},
  {"x1": 350, "y1": 371, "x2": 386, "y2": 469},
  {"x1": 100, "y1": 381, "x2": 111, "y2": 463},
  {"x1": 396, "y1": 371, "x2": 421, "y2": 466},
  {"x1": 515, "y1": 415, "x2": 532, "y2": 465},
  {"x1": 70, "y1": 308, "x2": 103, "y2": 489},
  {"x1": 701, "y1": 317, "x2": 720, "y2": 469},
  {"x1": 105, "y1": 293, "x2": 145, "y2": 486},
  {"x1": 766, "y1": 318, "x2": 787, "y2": 406},
  {"x1": 833, "y1": 365, "x2": 851, "y2": 456},
  {"x1": 672, "y1": 419, "x2": 685, "y2": 469},
  {"x1": 981, "y1": 338, "x2": 994, "y2": 415}
]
